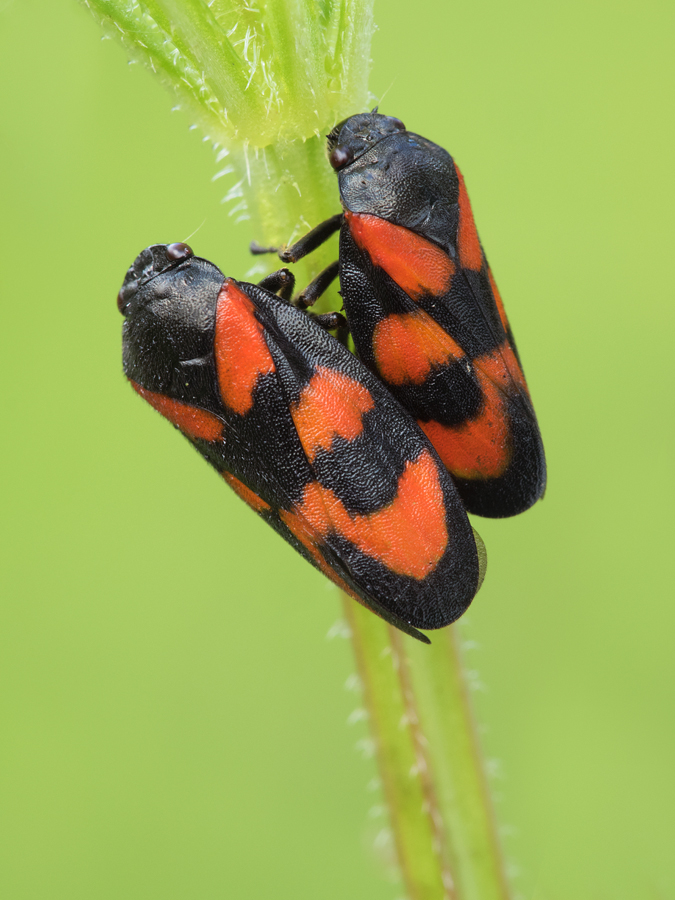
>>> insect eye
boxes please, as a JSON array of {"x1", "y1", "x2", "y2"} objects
[
  {"x1": 166, "y1": 242, "x2": 193, "y2": 262},
  {"x1": 329, "y1": 145, "x2": 354, "y2": 170},
  {"x1": 391, "y1": 117, "x2": 405, "y2": 131},
  {"x1": 117, "y1": 288, "x2": 127, "y2": 314}
]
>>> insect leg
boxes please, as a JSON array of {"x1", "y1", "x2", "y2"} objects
[
  {"x1": 308, "y1": 310, "x2": 348, "y2": 330},
  {"x1": 279, "y1": 214, "x2": 343, "y2": 263},
  {"x1": 294, "y1": 260, "x2": 339, "y2": 309},
  {"x1": 258, "y1": 267, "x2": 295, "y2": 301},
  {"x1": 250, "y1": 241, "x2": 279, "y2": 255},
  {"x1": 334, "y1": 323, "x2": 351, "y2": 347},
  {"x1": 250, "y1": 214, "x2": 343, "y2": 264}
]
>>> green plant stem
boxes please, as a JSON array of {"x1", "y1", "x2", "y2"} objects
[
  {"x1": 240, "y1": 137, "x2": 342, "y2": 302},
  {"x1": 344, "y1": 598, "x2": 511, "y2": 900}
]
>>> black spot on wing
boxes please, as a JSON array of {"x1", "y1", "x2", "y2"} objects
[
  {"x1": 337, "y1": 226, "x2": 385, "y2": 357},
  {"x1": 194, "y1": 373, "x2": 312, "y2": 509},
  {"x1": 310, "y1": 407, "x2": 414, "y2": 515},
  {"x1": 398, "y1": 360, "x2": 484, "y2": 427},
  {"x1": 456, "y1": 263, "x2": 508, "y2": 352}
]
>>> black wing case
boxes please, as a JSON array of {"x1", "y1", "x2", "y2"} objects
[
  {"x1": 331, "y1": 123, "x2": 545, "y2": 518},
  {"x1": 121, "y1": 248, "x2": 483, "y2": 640},
  {"x1": 339, "y1": 207, "x2": 545, "y2": 518},
  {"x1": 243, "y1": 282, "x2": 483, "y2": 634}
]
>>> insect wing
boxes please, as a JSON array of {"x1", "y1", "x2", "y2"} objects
[
  {"x1": 334, "y1": 120, "x2": 546, "y2": 518},
  {"x1": 120, "y1": 247, "x2": 484, "y2": 641},
  {"x1": 243, "y1": 283, "x2": 484, "y2": 635}
]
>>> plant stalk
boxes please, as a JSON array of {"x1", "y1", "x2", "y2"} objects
[
  {"x1": 344, "y1": 598, "x2": 512, "y2": 900},
  {"x1": 239, "y1": 137, "x2": 342, "y2": 305}
]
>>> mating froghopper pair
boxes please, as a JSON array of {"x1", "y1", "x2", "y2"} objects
[{"x1": 118, "y1": 112, "x2": 546, "y2": 643}]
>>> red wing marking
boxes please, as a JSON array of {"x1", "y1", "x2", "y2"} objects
[
  {"x1": 346, "y1": 211, "x2": 454, "y2": 301},
  {"x1": 131, "y1": 382, "x2": 223, "y2": 441},
  {"x1": 283, "y1": 450, "x2": 447, "y2": 580},
  {"x1": 291, "y1": 366, "x2": 375, "y2": 462},
  {"x1": 280, "y1": 507, "x2": 360, "y2": 600},
  {"x1": 222, "y1": 472, "x2": 271, "y2": 513},
  {"x1": 475, "y1": 342, "x2": 529, "y2": 398},
  {"x1": 456, "y1": 166, "x2": 483, "y2": 272},
  {"x1": 419, "y1": 371, "x2": 511, "y2": 480},
  {"x1": 214, "y1": 279, "x2": 275, "y2": 415},
  {"x1": 279, "y1": 509, "x2": 423, "y2": 629},
  {"x1": 372, "y1": 310, "x2": 464, "y2": 386},
  {"x1": 421, "y1": 341, "x2": 530, "y2": 479},
  {"x1": 488, "y1": 267, "x2": 509, "y2": 334},
  {"x1": 419, "y1": 338, "x2": 531, "y2": 481}
]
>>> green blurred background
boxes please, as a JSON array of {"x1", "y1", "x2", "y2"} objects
[{"x1": 1, "y1": 1, "x2": 673, "y2": 897}]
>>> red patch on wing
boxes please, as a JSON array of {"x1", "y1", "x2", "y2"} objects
[
  {"x1": 283, "y1": 450, "x2": 447, "y2": 579},
  {"x1": 456, "y1": 166, "x2": 483, "y2": 272},
  {"x1": 372, "y1": 310, "x2": 464, "y2": 386},
  {"x1": 222, "y1": 472, "x2": 271, "y2": 513},
  {"x1": 214, "y1": 280, "x2": 275, "y2": 415},
  {"x1": 291, "y1": 366, "x2": 374, "y2": 461},
  {"x1": 280, "y1": 507, "x2": 358, "y2": 599},
  {"x1": 419, "y1": 372, "x2": 511, "y2": 480},
  {"x1": 131, "y1": 382, "x2": 223, "y2": 441},
  {"x1": 480, "y1": 285, "x2": 531, "y2": 398},
  {"x1": 488, "y1": 267, "x2": 509, "y2": 334},
  {"x1": 475, "y1": 342, "x2": 529, "y2": 398},
  {"x1": 346, "y1": 211, "x2": 454, "y2": 300},
  {"x1": 419, "y1": 340, "x2": 531, "y2": 480}
]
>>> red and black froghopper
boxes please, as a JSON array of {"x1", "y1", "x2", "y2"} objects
[
  {"x1": 118, "y1": 243, "x2": 486, "y2": 643},
  {"x1": 264, "y1": 112, "x2": 546, "y2": 519}
]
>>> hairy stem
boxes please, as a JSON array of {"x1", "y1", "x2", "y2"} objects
[
  {"x1": 240, "y1": 137, "x2": 342, "y2": 305},
  {"x1": 344, "y1": 598, "x2": 511, "y2": 900}
]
